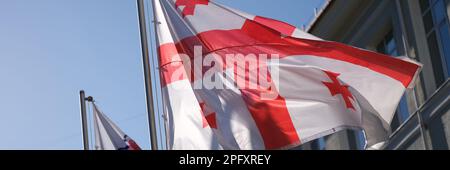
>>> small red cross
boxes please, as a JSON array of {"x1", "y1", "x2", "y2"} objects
[
  {"x1": 175, "y1": 0, "x2": 209, "y2": 17},
  {"x1": 200, "y1": 102, "x2": 217, "y2": 129},
  {"x1": 322, "y1": 71, "x2": 355, "y2": 110}
]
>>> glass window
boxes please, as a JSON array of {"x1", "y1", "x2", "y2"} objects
[
  {"x1": 377, "y1": 42, "x2": 386, "y2": 54},
  {"x1": 438, "y1": 23, "x2": 450, "y2": 76},
  {"x1": 317, "y1": 138, "x2": 326, "y2": 150},
  {"x1": 427, "y1": 31, "x2": 446, "y2": 84},
  {"x1": 387, "y1": 39, "x2": 398, "y2": 55},
  {"x1": 397, "y1": 95, "x2": 410, "y2": 121},
  {"x1": 378, "y1": 31, "x2": 399, "y2": 56},
  {"x1": 391, "y1": 114, "x2": 401, "y2": 131},
  {"x1": 355, "y1": 130, "x2": 366, "y2": 150},
  {"x1": 309, "y1": 137, "x2": 326, "y2": 150},
  {"x1": 420, "y1": 0, "x2": 430, "y2": 12},
  {"x1": 421, "y1": 0, "x2": 450, "y2": 86},
  {"x1": 423, "y1": 12, "x2": 435, "y2": 33},
  {"x1": 433, "y1": 0, "x2": 446, "y2": 24}
]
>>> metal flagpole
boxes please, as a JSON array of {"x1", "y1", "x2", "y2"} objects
[
  {"x1": 79, "y1": 90, "x2": 89, "y2": 150},
  {"x1": 137, "y1": 0, "x2": 158, "y2": 150},
  {"x1": 79, "y1": 90, "x2": 94, "y2": 150}
]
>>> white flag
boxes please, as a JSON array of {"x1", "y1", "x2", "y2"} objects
[
  {"x1": 155, "y1": 0, "x2": 422, "y2": 150},
  {"x1": 93, "y1": 103, "x2": 141, "y2": 150}
]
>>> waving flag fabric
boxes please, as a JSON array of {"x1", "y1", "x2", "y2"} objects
[
  {"x1": 154, "y1": 0, "x2": 421, "y2": 150},
  {"x1": 93, "y1": 103, "x2": 142, "y2": 150}
]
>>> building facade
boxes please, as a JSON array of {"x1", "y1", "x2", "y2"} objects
[{"x1": 302, "y1": 0, "x2": 450, "y2": 150}]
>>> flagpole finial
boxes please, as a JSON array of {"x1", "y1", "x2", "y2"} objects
[{"x1": 86, "y1": 96, "x2": 94, "y2": 102}]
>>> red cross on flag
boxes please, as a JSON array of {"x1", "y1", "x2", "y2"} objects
[{"x1": 154, "y1": 0, "x2": 422, "y2": 150}]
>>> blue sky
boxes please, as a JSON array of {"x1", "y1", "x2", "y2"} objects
[{"x1": 0, "y1": 0, "x2": 325, "y2": 150}]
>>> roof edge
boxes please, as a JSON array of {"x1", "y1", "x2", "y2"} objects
[{"x1": 306, "y1": 0, "x2": 334, "y2": 32}]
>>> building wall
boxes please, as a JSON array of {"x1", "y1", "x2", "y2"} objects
[{"x1": 307, "y1": 0, "x2": 450, "y2": 150}]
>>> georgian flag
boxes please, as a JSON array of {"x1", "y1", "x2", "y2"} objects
[
  {"x1": 93, "y1": 103, "x2": 142, "y2": 150},
  {"x1": 155, "y1": 0, "x2": 422, "y2": 150}
]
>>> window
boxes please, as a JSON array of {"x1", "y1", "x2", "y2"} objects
[
  {"x1": 377, "y1": 31, "x2": 410, "y2": 130},
  {"x1": 377, "y1": 31, "x2": 399, "y2": 56},
  {"x1": 310, "y1": 137, "x2": 326, "y2": 150},
  {"x1": 420, "y1": 0, "x2": 450, "y2": 87},
  {"x1": 317, "y1": 137, "x2": 326, "y2": 150},
  {"x1": 355, "y1": 130, "x2": 366, "y2": 149}
]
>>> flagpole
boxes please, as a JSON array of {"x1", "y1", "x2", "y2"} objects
[
  {"x1": 137, "y1": 0, "x2": 158, "y2": 150},
  {"x1": 79, "y1": 90, "x2": 90, "y2": 150}
]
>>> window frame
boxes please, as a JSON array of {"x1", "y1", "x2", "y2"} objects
[{"x1": 421, "y1": 0, "x2": 450, "y2": 80}]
